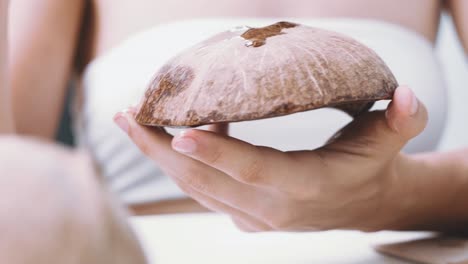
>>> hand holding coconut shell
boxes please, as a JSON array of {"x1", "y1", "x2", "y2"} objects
[{"x1": 116, "y1": 22, "x2": 431, "y2": 231}]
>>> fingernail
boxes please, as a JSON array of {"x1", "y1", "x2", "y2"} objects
[
  {"x1": 409, "y1": 91, "x2": 419, "y2": 116},
  {"x1": 173, "y1": 136, "x2": 197, "y2": 154},
  {"x1": 114, "y1": 113, "x2": 129, "y2": 134}
]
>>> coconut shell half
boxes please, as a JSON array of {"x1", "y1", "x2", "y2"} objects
[{"x1": 136, "y1": 21, "x2": 398, "y2": 127}]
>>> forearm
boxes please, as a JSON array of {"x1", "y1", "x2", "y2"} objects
[
  {"x1": 0, "y1": 0, "x2": 13, "y2": 133},
  {"x1": 387, "y1": 149, "x2": 468, "y2": 233}
]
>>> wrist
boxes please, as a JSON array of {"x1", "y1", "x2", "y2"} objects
[{"x1": 382, "y1": 150, "x2": 468, "y2": 232}]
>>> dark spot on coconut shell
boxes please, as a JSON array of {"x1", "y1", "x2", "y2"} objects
[
  {"x1": 136, "y1": 65, "x2": 195, "y2": 125},
  {"x1": 158, "y1": 119, "x2": 172, "y2": 126},
  {"x1": 269, "y1": 103, "x2": 298, "y2": 116},
  {"x1": 241, "y1": 21, "x2": 298, "y2": 47},
  {"x1": 151, "y1": 65, "x2": 195, "y2": 100},
  {"x1": 203, "y1": 111, "x2": 229, "y2": 123},
  {"x1": 185, "y1": 110, "x2": 200, "y2": 123}
]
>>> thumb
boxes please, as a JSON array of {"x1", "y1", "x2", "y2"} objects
[{"x1": 325, "y1": 86, "x2": 428, "y2": 159}]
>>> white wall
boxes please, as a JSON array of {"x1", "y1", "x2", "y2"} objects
[{"x1": 436, "y1": 14, "x2": 468, "y2": 150}]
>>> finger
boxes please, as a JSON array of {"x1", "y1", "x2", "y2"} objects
[
  {"x1": 385, "y1": 86, "x2": 428, "y2": 140},
  {"x1": 114, "y1": 107, "x2": 174, "y2": 162},
  {"x1": 114, "y1": 108, "x2": 264, "y2": 214},
  {"x1": 171, "y1": 129, "x2": 326, "y2": 188},
  {"x1": 325, "y1": 85, "x2": 428, "y2": 159},
  {"x1": 172, "y1": 177, "x2": 271, "y2": 232}
]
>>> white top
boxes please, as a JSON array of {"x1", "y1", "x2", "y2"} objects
[{"x1": 76, "y1": 18, "x2": 447, "y2": 204}]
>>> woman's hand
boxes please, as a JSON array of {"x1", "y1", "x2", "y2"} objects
[{"x1": 116, "y1": 86, "x2": 428, "y2": 232}]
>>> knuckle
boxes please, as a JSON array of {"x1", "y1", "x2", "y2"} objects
[
  {"x1": 238, "y1": 157, "x2": 265, "y2": 184},
  {"x1": 173, "y1": 176, "x2": 206, "y2": 199},
  {"x1": 207, "y1": 147, "x2": 223, "y2": 165},
  {"x1": 138, "y1": 142, "x2": 153, "y2": 157},
  {"x1": 173, "y1": 179, "x2": 214, "y2": 210},
  {"x1": 174, "y1": 180, "x2": 196, "y2": 196},
  {"x1": 178, "y1": 168, "x2": 211, "y2": 194}
]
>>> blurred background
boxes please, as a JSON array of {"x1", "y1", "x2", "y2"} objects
[{"x1": 436, "y1": 13, "x2": 468, "y2": 150}]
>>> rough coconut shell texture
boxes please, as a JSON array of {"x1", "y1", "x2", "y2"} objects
[{"x1": 136, "y1": 21, "x2": 398, "y2": 127}]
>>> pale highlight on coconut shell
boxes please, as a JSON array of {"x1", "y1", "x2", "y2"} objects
[{"x1": 136, "y1": 21, "x2": 398, "y2": 127}]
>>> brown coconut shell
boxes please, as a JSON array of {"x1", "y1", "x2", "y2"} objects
[{"x1": 136, "y1": 21, "x2": 398, "y2": 127}]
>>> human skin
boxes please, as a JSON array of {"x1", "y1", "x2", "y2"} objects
[
  {"x1": 0, "y1": 137, "x2": 147, "y2": 263},
  {"x1": 115, "y1": 85, "x2": 468, "y2": 233}
]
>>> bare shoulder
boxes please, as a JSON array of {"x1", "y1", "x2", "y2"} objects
[{"x1": 9, "y1": 0, "x2": 86, "y2": 138}]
